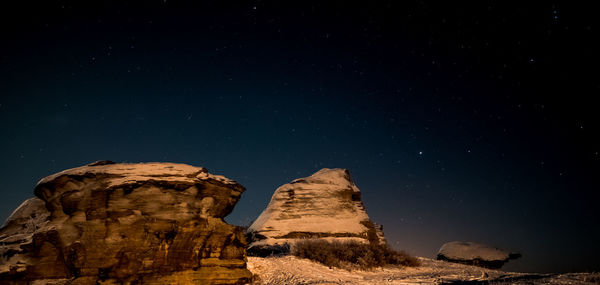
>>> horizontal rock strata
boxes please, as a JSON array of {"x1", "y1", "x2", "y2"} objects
[
  {"x1": 248, "y1": 168, "x2": 385, "y2": 251},
  {"x1": 0, "y1": 161, "x2": 252, "y2": 284}
]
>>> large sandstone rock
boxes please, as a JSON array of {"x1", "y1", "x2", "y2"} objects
[
  {"x1": 247, "y1": 168, "x2": 385, "y2": 252},
  {"x1": 0, "y1": 161, "x2": 252, "y2": 284},
  {"x1": 437, "y1": 241, "x2": 521, "y2": 269}
]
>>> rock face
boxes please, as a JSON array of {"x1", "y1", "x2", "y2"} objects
[
  {"x1": 248, "y1": 168, "x2": 385, "y2": 250},
  {"x1": 437, "y1": 241, "x2": 521, "y2": 269},
  {"x1": 0, "y1": 162, "x2": 252, "y2": 284}
]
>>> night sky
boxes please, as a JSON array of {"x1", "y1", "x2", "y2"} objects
[{"x1": 1, "y1": 1, "x2": 599, "y2": 274}]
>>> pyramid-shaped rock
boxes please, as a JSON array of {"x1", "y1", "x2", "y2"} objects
[{"x1": 248, "y1": 168, "x2": 385, "y2": 248}]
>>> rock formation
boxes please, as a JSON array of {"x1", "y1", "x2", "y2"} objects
[
  {"x1": 1, "y1": 197, "x2": 49, "y2": 237},
  {"x1": 0, "y1": 161, "x2": 252, "y2": 284},
  {"x1": 437, "y1": 241, "x2": 521, "y2": 269},
  {"x1": 247, "y1": 168, "x2": 385, "y2": 252}
]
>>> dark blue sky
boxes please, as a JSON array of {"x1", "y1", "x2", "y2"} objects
[{"x1": 1, "y1": 1, "x2": 598, "y2": 273}]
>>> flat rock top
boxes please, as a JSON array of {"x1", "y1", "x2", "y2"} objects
[
  {"x1": 36, "y1": 162, "x2": 237, "y2": 188},
  {"x1": 438, "y1": 241, "x2": 512, "y2": 262},
  {"x1": 290, "y1": 168, "x2": 359, "y2": 191}
]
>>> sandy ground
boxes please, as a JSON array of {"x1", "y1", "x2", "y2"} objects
[{"x1": 247, "y1": 256, "x2": 600, "y2": 284}]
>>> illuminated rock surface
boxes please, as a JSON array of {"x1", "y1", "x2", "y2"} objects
[
  {"x1": 248, "y1": 168, "x2": 385, "y2": 251},
  {"x1": 0, "y1": 161, "x2": 252, "y2": 284}
]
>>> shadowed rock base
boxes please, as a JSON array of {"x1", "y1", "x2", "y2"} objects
[{"x1": 436, "y1": 255, "x2": 507, "y2": 269}]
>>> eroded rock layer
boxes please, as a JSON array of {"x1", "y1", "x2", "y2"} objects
[
  {"x1": 0, "y1": 162, "x2": 252, "y2": 284},
  {"x1": 248, "y1": 168, "x2": 385, "y2": 250}
]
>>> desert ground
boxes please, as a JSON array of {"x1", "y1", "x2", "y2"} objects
[{"x1": 247, "y1": 255, "x2": 600, "y2": 285}]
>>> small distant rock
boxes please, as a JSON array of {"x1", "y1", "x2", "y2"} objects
[{"x1": 437, "y1": 241, "x2": 521, "y2": 269}]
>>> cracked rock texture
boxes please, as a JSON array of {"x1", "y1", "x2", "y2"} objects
[
  {"x1": 248, "y1": 168, "x2": 385, "y2": 249},
  {"x1": 0, "y1": 161, "x2": 252, "y2": 284}
]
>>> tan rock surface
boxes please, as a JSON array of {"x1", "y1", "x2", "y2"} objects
[
  {"x1": 248, "y1": 168, "x2": 385, "y2": 249},
  {"x1": 0, "y1": 161, "x2": 252, "y2": 284}
]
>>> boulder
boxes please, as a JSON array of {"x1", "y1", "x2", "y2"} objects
[
  {"x1": 436, "y1": 241, "x2": 521, "y2": 269},
  {"x1": 1, "y1": 197, "x2": 49, "y2": 236},
  {"x1": 0, "y1": 162, "x2": 252, "y2": 284},
  {"x1": 248, "y1": 168, "x2": 385, "y2": 252}
]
